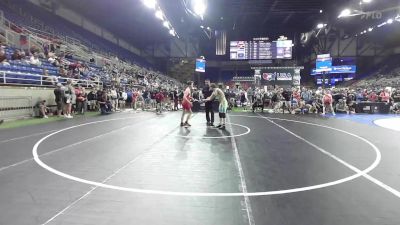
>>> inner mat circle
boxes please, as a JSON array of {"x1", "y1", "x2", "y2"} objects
[{"x1": 167, "y1": 123, "x2": 251, "y2": 139}]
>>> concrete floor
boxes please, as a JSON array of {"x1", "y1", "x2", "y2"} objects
[{"x1": 0, "y1": 111, "x2": 400, "y2": 225}]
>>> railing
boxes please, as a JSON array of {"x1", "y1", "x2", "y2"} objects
[
  {"x1": 0, "y1": 71, "x2": 103, "y2": 88},
  {"x1": 0, "y1": 96, "x2": 33, "y2": 120}
]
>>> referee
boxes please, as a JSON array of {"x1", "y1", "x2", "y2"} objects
[{"x1": 203, "y1": 79, "x2": 214, "y2": 126}]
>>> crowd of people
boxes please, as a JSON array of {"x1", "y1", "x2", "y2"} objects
[{"x1": 224, "y1": 86, "x2": 400, "y2": 115}]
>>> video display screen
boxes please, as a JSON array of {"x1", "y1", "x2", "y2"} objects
[
  {"x1": 195, "y1": 59, "x2": 206, "y2": 73},
  {"x1": 230, "y1": 40, "x2": 292, "y2": 60}
]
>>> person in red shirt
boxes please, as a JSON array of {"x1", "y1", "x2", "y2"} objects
[
  {"x1": 292, "y1": 88, "x2": 301, "y2": 102},
  {"x1": 322, "y1": 90, "x2": 335, "y2": 116},
  {"x1": 132, "y1": 90, "x2": 138, "y2": 110},
  {"x1": 368, "y1": 91, "x2": 378, "y2": 102},
  {"x1": 155, "y1": 90, "x2": 165, "y2": 114},
  {"x1": 380, "y1": 89, "x2": 390, "y2": 103},
  {"x1": 181, "y1": 81, "x2": 193, "y2": 127}
]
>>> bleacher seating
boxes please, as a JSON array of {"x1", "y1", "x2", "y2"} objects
[{"x1": 0, "y1": 0, "x2": 149, "y2": 67}]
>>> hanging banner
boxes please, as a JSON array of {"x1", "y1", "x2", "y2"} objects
[{"x1": 261, "y1": 68, "x2": 295, "y2": 86}]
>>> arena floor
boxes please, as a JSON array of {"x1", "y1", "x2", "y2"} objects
[{"x1": 1, "y1": 111, "x2": 400, "y2": 225}]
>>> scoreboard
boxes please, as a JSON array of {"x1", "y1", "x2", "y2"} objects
[{"x1": 230, "y1": 40, "x2": 292, "y2": 60}]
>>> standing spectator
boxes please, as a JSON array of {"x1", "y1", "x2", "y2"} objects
[
  {"x1": 155, "y1": 90, "x2": 165, "y2": 114},
  {"x1": 119, "y1": 88, "x2": 127, "y2": 111},
  {"x1": 136, "y1": 91, "x2": 144, "y2": 111},
  {"x1": 247, "y1": 87, "x2": 254, "y2": 106},
  {"x1": 110, "y1": 88, "x2": 119, "y2": 111},
  {"x1": 87, "y1": 90, "x2": 97, "y2": 111},
  {"x1": 380, "y1": 89, "x2": 390, "y2": 103},
  {"x1": 322, "y1": 90, "x2": 335, "y2": 116},
  {"x1": 172, "y1": 88, "x2": 179, "y2": 111},
  {"x1": 63, "y1": 79, "x2": 74, "y2": 118},
  {"x1": 54, "y1": 83, "x2": 64, "y2": 116},
  {"x1": 281, "y1": 88, "x2": 292, "y2": 114},
  {"x1": 75, "y1": 86, "x2": 87, "y2": 114},
  {"x1": 368, "y1": 91, "x2": 378, "y2": 102},
  {"x1": 240, "y1": 91, "x2": 248, "y2": 110}
]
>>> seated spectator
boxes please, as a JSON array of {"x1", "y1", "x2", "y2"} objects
[
  {"x1": 335, "y1": 98, "x2": 349, "y2": 114},
  {"x1": 59, "y1": 67, "x2": 67, "y2": 77},
  {"x1": 98, "y1": 90, "x2": 112, "y2": 115},
  {"x1": 0, "y1": 49, "x2": 10, "y2": 66},
  {"x1": 11, "y1": 50, "x2": 23, "y2": 60},
  {"x1": 36, "y1": 100, "x2": 49, "y2": 118},
  {"x1": 29, "y1": 54, "x2": 41, "y2": 66},
  {"x1": 43, "y1": 69, "x2": 58, "y2": 86}
]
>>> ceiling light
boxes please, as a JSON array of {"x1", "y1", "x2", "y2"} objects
[
  {"x1": 192, "y1": 0, "x2": 207, "y2": 18},
  {"x1": 368, "y1": 27, "x2": 373, "y2": 32},
  {"x1": 169, "y1": 29, "x2": 176, "y2": 36},
  {"x1": 200, "y1": 25, "x2": 204, "y2": 28},
  {"x1": 377, "y1": 22, "x2": 387, "y2": 27},
  {"x1": 163, "y1": 21, "x2": 169, "y2": 28},
  {"x1": 320, "y1": 9, "x2": 323, "y2": 13},
  {"x1": 362, "y1": 0, "x2": 372, "y2": 3},
  {"x1": 387, "y1": 18, "x2": 394, "y2": 24},
  {"x1": 338, "y1": 9, "x2": 351, "y2": 18},
  {"x1": 317, "y1": 23, "x2": 324, "y2": 29},
  {"x1": 142, "y1": 0, "x2": 156, "y2": 9},
  {"x1": 155, "y1": 10, "x2": 163, "y2": 20},
  {"x1": 207, "y1": 27, "x2": 211, "y2": 30}
]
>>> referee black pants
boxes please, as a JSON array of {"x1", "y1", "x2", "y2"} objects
[{"x1": 205, "y1": 102, "x2": 214, "y2": 123}]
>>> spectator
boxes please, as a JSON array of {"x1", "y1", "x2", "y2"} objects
[
  {"x1": 380, "y1": 89, "x2": 390, "y2": 103},
  {"x1": 75, "y1": 86, "x2": 87, "y2": 114},
  {"x1": 37, "y1": 100, "x2": 49, "y2": 118},
  {"x1": 54, "y1": 83, "x2": 64, "y2": 116},
  {"x1": 322, "y1": 90, "x2": 335, "y2": 116},
  {"x1": 29, "y1": 54, "x2": 41, "y2": 66},
  {"x1": 155, "y1": 90, "x2": 165, "y2": 114},
  {"x1": 0, "y1": 49, "x2": 10, "y2": 66},
  {"x1": 368, "y1": 91, "x2": 378, "y2": 102},
  {"x1": 110, "y1": 88, "x2": 118, "y2": 111},
  {"x1": 98, "y1": 90, "x2": 112, "y2": 115},
  {"x1": 63, "y1": 79, "x2": 74, "y2": 118},
  {"x1": 119, "y1": 88, "x2": 127, "y2": 111},
  {"x1": 43, "y1": 69, "x2": 58, "y2": 86},
  {"x1": 336, "y1": 98, "x2": 349, "y2": 114},
  {"x1": 11, "y1": 50, "x2": 23, "y2": 60}
]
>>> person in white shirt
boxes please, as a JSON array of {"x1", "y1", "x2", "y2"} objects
[{"x1": 29, "y1": 55, "x2": 41, "y2": 66}]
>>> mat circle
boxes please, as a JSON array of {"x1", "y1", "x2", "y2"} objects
[{"x1": 32, "y1": 115, "x2": 381, "y2": 197}]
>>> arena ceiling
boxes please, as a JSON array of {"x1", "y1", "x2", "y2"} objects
[{"x1": 58, "y1": 0, "x2": 398, "y2": 47}]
